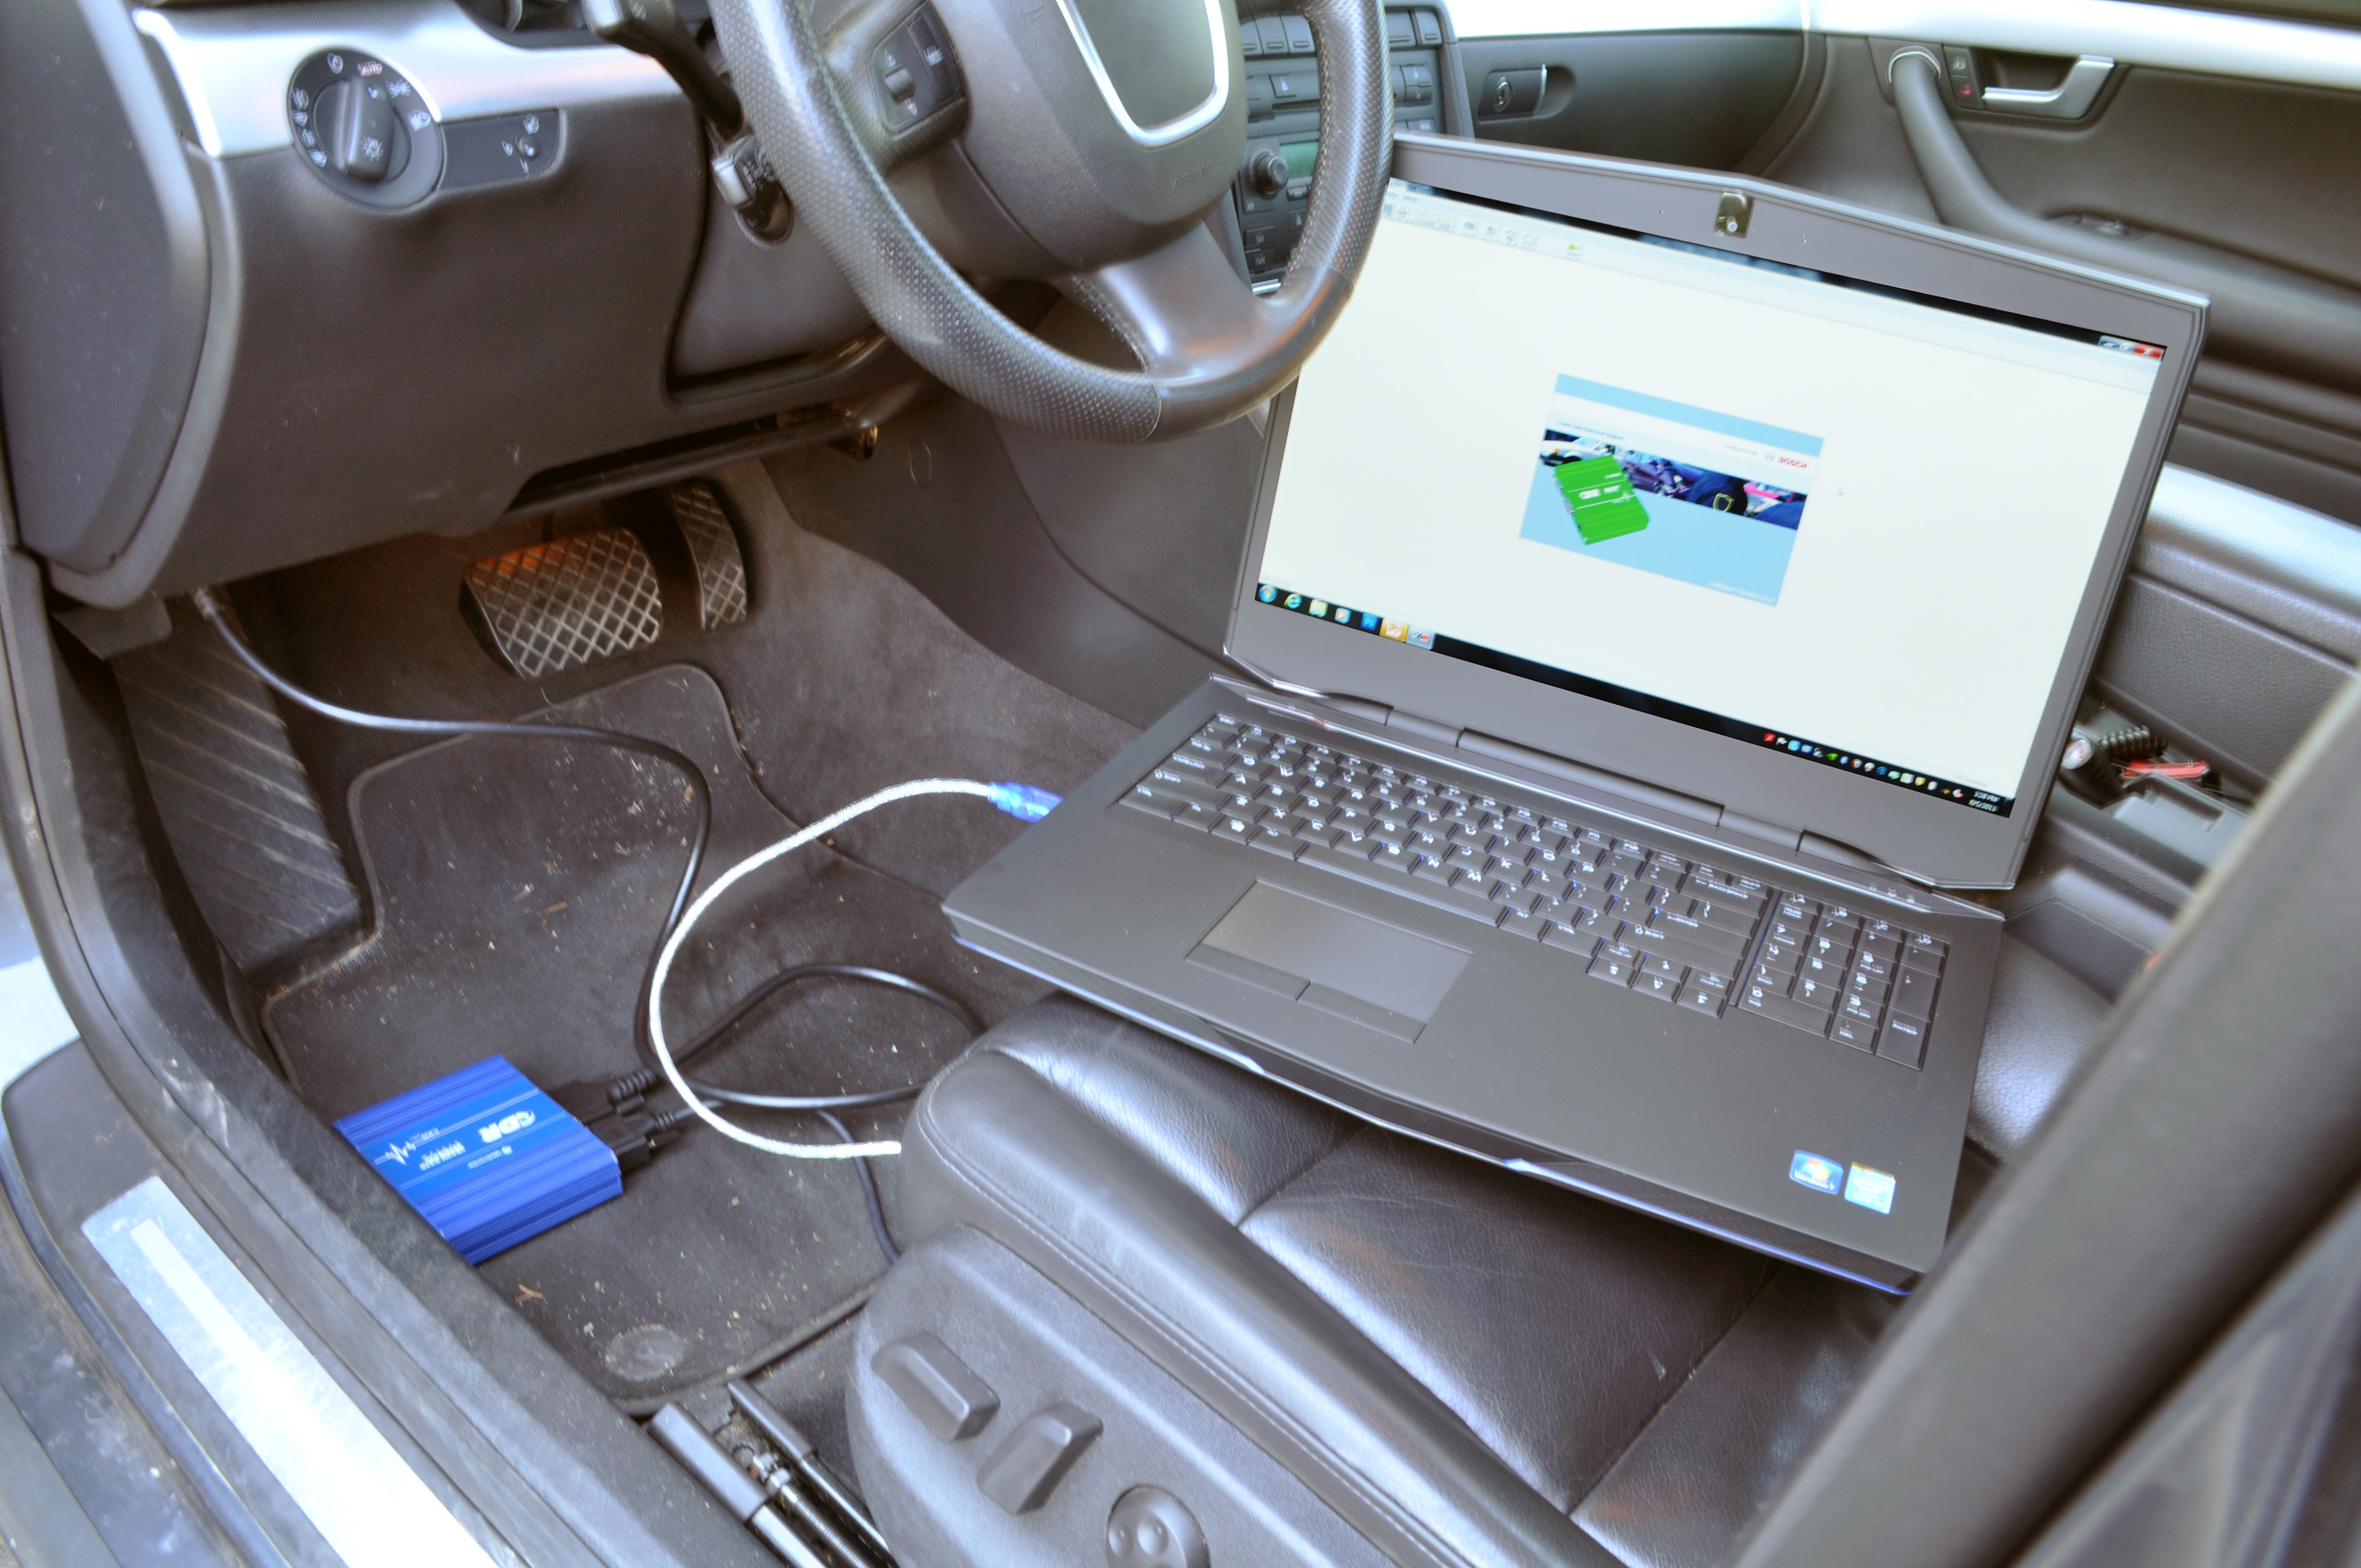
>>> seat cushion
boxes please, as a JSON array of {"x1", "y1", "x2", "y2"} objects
[{"x1": 899, "y1": 998, "x2": 1895, "y2": 1568}]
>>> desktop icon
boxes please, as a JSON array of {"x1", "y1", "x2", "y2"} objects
[
  {"x1": 1308, "y1": 599, "x2": 1328, "y2": 618},
  {"x1": 1407, "y1": 628, "x2": 1436, "y2": 650},
  {"x1": 1333, "y1": 606, "x2": 1352, "y2": 623},
  {"x1": 1359, "y1": 611, "x2": 1381, "y2": 631},
  {"x1": 1258, "y1": 584, "x2": 1277, "y2": 603},
  {"x1": 1381, "y1": 619, "x2": 1409, "y2": 641},
  {"x1": 1284, "y1": 593, "x2": 1304, "y2": 610}
]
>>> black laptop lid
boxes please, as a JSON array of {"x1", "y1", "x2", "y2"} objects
[{"x1": 1230, "y1": 137, "x2": 2204, "y2": 889}]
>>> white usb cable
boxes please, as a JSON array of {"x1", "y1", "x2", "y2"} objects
[{"x1": 646, "y1": 779, "x2": 1058, "y2": 1159}]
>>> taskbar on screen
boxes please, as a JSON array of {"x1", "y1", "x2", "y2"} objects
[{"x1": 1254, "y1": 582, "x2": 2014, "y2": 819}]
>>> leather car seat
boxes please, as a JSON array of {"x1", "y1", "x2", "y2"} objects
[
  {"x1": 848, "y1": 997, "x2": 1903, "y2": 1567},
  {"x1": 840, "y1": 669, "x2": 2361, "y2": 1568}
]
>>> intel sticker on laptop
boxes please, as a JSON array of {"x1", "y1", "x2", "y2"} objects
[
  {"x1": 1844, "y1": 1163, "x2": 1898, "y2": 1215},
  {"x1": 1788, "y1": 1151, "x2": 1843, "y2": 1195}
]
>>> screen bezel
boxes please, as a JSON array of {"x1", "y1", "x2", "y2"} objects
[{"x1": 1227, "y1": 135, "x2": 2205, "y2": 890}]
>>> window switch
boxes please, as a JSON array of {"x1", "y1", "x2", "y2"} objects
[{"x1": 1943, "y1": 43, "x2": 1981, "y2": 105}]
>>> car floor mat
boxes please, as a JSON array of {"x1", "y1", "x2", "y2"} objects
[{"x1": 263, "y1": 663, "x2": 1052, "y2": 1404}]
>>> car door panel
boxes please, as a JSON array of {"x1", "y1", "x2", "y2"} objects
[
  {"x1": 1746, "y1": 28, "x2": 2361, "y2": 530},
  {"x1": 1455, "y1": 32, "x2": 1807, "y2": 168}
]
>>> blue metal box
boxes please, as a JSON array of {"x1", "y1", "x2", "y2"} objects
[{"x1": 334, "y1": 1055, "x2": 621, "y2": 1263}]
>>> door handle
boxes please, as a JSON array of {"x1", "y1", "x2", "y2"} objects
[
  {"x1": 1890, "y1": 48, "x2": 2361, "y2": 395},
  {"x1": 1981, "y1": 55, "x2": 2115, "y2": 119}
]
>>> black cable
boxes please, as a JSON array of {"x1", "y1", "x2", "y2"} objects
[
  {"x1": 817, "y1": 1109, "x2": 900, "y2": 1265},
  {"x1": 669, "y1": 963, "x2": 982, "y2": 1110},
  {"x1": 197, "y1": 590, "x2": 959, "y2": 1262},
  {"x1": 192, "y1": 586, "x2": 713, "y2": 1050}
]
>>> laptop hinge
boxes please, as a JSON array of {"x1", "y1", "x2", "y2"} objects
[
  {"x1": 1323, "y1": 694, "x2": 1391, "y2": 723},
  {"x1": 1454, "y1": 728, "x2": 1721, "y2": 826},
  {"x1": 1396, "y1": 713, "x2": 1919, "y2": 881},
  {"x1": 1718, "y1": 808, "x2": 1801, "y2": 852},
  {"x1": 1313, "y1": 699, "x2": 1922, "y2": 883},
  {"x1": 1385, "y1": 708, "x2": 1459, "y2": 747}
]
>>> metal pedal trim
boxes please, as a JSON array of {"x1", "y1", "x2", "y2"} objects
[
  {"x1": 463, "y1": 527, "x2": 663, "y2": 678},
  {"x1": 665, "y1": 481, "x2": 749, "y2": 630}
]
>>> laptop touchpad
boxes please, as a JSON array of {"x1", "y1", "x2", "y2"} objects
[{"x1": 1189, "y1": 883, "x2": 1470, "y2": 1041}]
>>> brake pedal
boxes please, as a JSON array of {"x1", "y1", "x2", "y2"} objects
[
  {"x1": 463, "y1": 527, "x2": 664, "y2": 678},
  {"x1": 664, "y1": 480, "x2": 749, "y2": 630}
]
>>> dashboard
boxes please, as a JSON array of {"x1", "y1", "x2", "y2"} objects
[
  {"x1": 0, "y1": 0, "x2": 1471, "y2": 613},
  {"x1": 1236, "y1": 7, "x2": 1454, "y2": 288}
]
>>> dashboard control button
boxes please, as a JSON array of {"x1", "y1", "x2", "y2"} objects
[
  {"x1": 872, "y1": 6, "x2": 962, "y2": 129},
  {"x1": 1269, "y1": 69, "x2": 1315, "y2": 104},
  {"x1": 287, "y1": 50, "x2": 442, "y2": 205},
  {"x1": 444, "y1": 111, "x2": 562, "y2": 189},
  {"x1": 317, "y1": 77, "x2": 398, "y2": 181},
  {"x1": 1244, "y1": 146, "x2": 1289, "y2": 198}
]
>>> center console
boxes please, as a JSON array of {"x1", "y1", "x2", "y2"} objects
[{"x1": 1234, "y1": 8, "x2": 1467, "y2": 288}]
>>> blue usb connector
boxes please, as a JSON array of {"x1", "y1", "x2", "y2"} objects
[{"x1": 986, "y1": 782, "x2": 1062, "y2": 821}]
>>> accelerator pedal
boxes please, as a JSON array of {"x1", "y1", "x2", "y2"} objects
[
  {"x1": 463, "y1": 527, "x2": 664, "y2": 678},
  {"x1": 663, "y1": 480, "x2": 750, "y2": 630}
]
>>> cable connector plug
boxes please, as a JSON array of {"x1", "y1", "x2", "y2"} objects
[
  {"x1": 984, "y1": 782, "x2": 1062, "y2": 822},
  {"x1": 584, "y1": 1103, "x2": 699, "y2": 1175},
  {"x1": 543, "y1": 1071, "x2": 659, "y2": 1128}
]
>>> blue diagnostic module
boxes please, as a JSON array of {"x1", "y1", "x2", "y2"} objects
[{"x1": 334, "y1": 1056, "x2": 620, "y2": 1264}]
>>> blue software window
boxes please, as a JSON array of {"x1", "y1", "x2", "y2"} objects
[{"x1": 1521, "y1": 375, "x2": 1823, "y2": 606}]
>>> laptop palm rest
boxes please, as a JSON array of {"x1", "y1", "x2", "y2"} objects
[{"x1": 1188, "y1": 883, "x2": 1471, "y2": 1042}]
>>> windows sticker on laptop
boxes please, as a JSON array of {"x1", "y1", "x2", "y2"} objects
[{"x1": 1789, "y1": 1151, "x2": 1844, "y2": 1195}]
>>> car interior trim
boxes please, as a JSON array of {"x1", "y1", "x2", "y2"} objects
[
  {"x1": 2141, "y1": 465, "x2": 2361, "y2": 662},
  {"x1": 1444, "y1": 0, "x2": 1806, "y2": 42},
  {"x1": 1449, "y1": 0, "x2": 2361, "y2": 96},
  {"x1": 81, "y1": 1175, "x2": 502, "y2": 1567},
  {"x1": 1814, "y1": 0, "x2": 2361, "y2": 94},
  {"x1": 131, "y1": 0, "x2": 673, "y2": 159},
  {"x1": 1048, "y1": 0, "x2": 1232, "y2": 148}
]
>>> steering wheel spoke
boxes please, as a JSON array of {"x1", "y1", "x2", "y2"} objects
[
  {"x1": 711, "y1": 0, "x2": 1390, "y2": 440},
  {"x1": 1064, "y1": 225, "x2": 1269, "y2": 388},
  {"x1": 815, "y1": 0, "x2": 969, "y2": 172}
]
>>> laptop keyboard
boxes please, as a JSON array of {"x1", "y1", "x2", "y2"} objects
[{"x1": 1119, "y1": 714, "x2": 1946, "y2": 1070}]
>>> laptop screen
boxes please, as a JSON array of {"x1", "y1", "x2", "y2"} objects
[{"x1": 1253, "y1": 179, "x2": 2170, "y2": 823}]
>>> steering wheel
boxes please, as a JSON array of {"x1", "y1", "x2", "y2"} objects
[{"x1": 708, "y1": 0, "x2": 1392, "y2": 442}]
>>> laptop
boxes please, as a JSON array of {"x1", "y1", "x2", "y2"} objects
[{"x1": 943, "y1": 135, "x2": 2204, "y2": 1290}]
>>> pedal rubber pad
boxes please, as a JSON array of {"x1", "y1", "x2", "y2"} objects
[
  {"x1": 663, "y1": 481, "x2": 749, "y2": 630},
  {"x1": 463, "y1": 527, "x2": 663, "y2": 678}
]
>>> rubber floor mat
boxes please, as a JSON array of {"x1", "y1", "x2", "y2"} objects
[{"x1": 264, "y1": 664, "x2": 1051, "y2": 1403}]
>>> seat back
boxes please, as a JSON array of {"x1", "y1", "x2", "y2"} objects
[{"x1": 1736, "y1": 668, "x2": 2361, "y2": 1568}]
